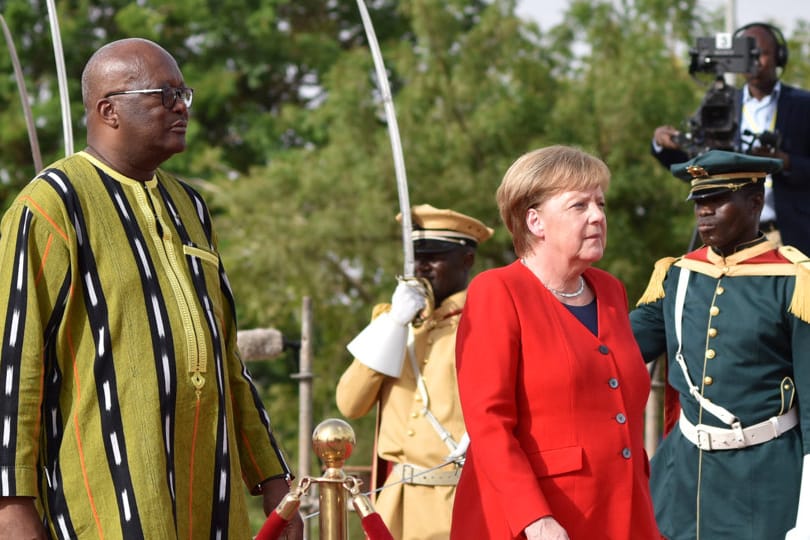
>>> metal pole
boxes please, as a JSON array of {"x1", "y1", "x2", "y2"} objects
[
  {"x1": 297, "y1": 297, "x2": 313, "y2": 539},
  {"x1": 723, "y1": 0, "x2": 737, "y2": 86},
  {"x1": 725, "y1": 0, "x2": 736, "y2": 34}
]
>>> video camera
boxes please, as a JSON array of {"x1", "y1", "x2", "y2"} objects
[{"x1": 674, "y1": 33, "x2": 779, "y2": 157}]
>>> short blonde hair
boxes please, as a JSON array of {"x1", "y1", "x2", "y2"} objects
[{"x1": 496, "y1": 145, "x2": 610, "y2": 257}]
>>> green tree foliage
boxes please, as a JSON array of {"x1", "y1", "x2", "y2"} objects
[{"x1": 2, "y1": 0, "x2": 809, "y2": 532}]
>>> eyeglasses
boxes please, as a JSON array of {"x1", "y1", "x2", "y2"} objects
[{"x1": 104, "y1": 85, "x2": 194, "y2": 109}]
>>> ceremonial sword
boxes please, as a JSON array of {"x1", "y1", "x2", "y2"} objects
[{"x1": 355, "y1": 0, "x2": 415, "y2": 279}]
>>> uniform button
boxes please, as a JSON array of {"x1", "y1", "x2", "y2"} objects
[
  {"x1": 785, "y1": 383, "x2": 793, "y2": 390},
  {"x1": 710, "y1": 306, "x2": 720, "y2": 316},
  {"x1": 703, "y1": 376, "x2": 714, "y2": 386},
  {"x1": 598, "y1": 345, "x2": 609, "y2": 355},
  {"x1": 716, "y1": 286, "x2": 724, "y2": 295},
  {"x1": 615, "y1": 413, "x2": 627, "y2": 424},
  {"x1": 608, "y1": 378, "x2": 619, "y2": 389},
  {"x1": 705, "y1": 349, "x2": 715, "y2": 359},
  {"x1": 722, "y1": 266, "x2": 729, "y2": 273},
  {"x1": 411, "y1": 411, "x2": 419, "y2": 418},
  {"x1": 708, "y1": 327, "x2": 718, "y2": 338},
  {"x1": 407, "y1": 430, "x2": 415, "y2": 437},
  {"x1": 622, "y1": 448, "x2": 632, "y2": 459},
  {"x1": 415, "y1": 394, "x2": 422, "y2": 402}
]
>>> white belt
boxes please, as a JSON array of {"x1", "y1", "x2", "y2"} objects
[
  {"x1": 391, "y1": 463, "x2": 461, "y2": 486},
  {"x1": 679, "y1": 407, "x2": 798, "y2": 451}
]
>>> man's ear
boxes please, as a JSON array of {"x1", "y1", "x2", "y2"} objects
[
  {"x1": 96, "y1": 99, "x2": 120, "y2": 128},
  {"x1": 749, "y1": 190, "x2": 765, "y2": 215},
  {"x1": 462, "y1": 248, "x2": 475, "y2": 272}
]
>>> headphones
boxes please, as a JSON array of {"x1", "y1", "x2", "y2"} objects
[{"x1": 733, "y1": 22, "x2": 789, "y2": 68}]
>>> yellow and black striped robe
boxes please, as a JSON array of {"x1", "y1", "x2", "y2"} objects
[{"x1": 0, "y1": 152, "x2": 290, "y2": 539}]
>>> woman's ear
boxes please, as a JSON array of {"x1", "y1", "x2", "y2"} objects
[{"x1": 526, "y1": 206, "x2": 545, "y2": 239}]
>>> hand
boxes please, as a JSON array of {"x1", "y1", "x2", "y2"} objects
[
  {"x1": 389, "y1": 280, "x2": 427, "y2": 326},
  {"x1": 0, "y1": 497, "x2": 47, "y2": 540},
  {"x1": 261, "y1": 478, "x2": 304, "y2": 540},
  {"x1": 653, "y1": 125, "x2": 682, "y2": 150},
  {"x1": 524, "y1": 516, "x2": 569, "y2": 540}
]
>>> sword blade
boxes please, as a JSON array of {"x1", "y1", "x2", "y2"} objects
[{"x1": 355, "y1": 0, "x2": 414, "y2": 278}]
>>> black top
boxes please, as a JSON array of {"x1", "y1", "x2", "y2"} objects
[{"x1": 564, "y1": 299, "x2": 598, "y2": 336}]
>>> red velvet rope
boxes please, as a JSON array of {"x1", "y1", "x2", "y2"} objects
[
  {"x1": 360, "y1": 512, "x2": 395, "y2": 540},
  {"x1": 255, "y1": 510, "x2": 288, "y2": 540}
]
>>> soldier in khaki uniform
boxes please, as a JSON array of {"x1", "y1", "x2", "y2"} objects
[{"x1": 336, "y1": 204, "x2": 492, "y2": 540}]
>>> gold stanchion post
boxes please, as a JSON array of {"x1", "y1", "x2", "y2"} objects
[{"x1": 312, "y1": 419, "x2": 356, "y2": 540}]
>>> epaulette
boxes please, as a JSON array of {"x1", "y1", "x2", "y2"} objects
[
  {"x1": 778, "y1": 246, "x2": 810, "y2": 323},
  {"x1": 636, "y1": 257, "x2": 679, "y2": 306}
]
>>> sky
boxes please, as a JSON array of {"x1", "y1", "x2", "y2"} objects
[{"x1": 516, "y1": 0, "x2": 805, "y2": 36}]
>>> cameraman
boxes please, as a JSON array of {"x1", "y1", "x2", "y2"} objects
[{"x1": 651, "y1": 22, "x2": 810, "y2": 255}]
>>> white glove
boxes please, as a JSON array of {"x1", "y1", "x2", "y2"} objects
[
  {"x1": 389, "y1": 280, "x2": 427, "y2": 326},
  {"x1": 786, "y1": 454, "x2": 810, "y2": 540}
]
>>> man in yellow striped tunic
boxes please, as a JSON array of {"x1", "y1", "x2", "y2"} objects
[{"x1": 0, "y1": 38, "x2": 302, "y2": 539}]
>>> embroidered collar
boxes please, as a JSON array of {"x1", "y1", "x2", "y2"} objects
[{"x1": 687, "y1": 236, "x2": 777, "y2": 267}]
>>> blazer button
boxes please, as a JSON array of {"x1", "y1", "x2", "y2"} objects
[
  {"x1": 598, "y1": 345, "x2": 609, "y2": 355},
  {"x1": 622, "y1": 448, "x2": 632, "y2": 459},
  {"x1": 615, "y1": 413, "x2": 627, "y2": 424},
  {"x1": 608, "y1": 378, "x2": 619, "y2": 389}
]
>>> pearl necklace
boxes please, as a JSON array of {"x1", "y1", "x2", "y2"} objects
[{"x1": 521, "y1": 259, "x2": 586, "y2": 298}]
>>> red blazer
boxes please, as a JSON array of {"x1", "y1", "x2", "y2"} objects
[{"x1": 451, "y1": 261, "x2": 660, "y2": 540}]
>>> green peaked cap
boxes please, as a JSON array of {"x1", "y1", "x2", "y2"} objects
[{"x1": 670, "y1": 150, "x2": 783, "y2": 200}]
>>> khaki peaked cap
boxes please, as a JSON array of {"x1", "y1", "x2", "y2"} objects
[{"x1": 396, "y1": 204, "x2": 494, "y2": 253}]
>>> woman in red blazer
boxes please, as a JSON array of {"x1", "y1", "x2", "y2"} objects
[{"x1": 452, "y1": 146, "x2": 660, "y2": 540}]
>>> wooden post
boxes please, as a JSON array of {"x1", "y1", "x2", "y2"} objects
[{"x1": 293, "y1": 297, "x2": 314, "y2": 538}]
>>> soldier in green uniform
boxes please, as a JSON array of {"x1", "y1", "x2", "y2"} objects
[{"x1": 631, "y1": 150, "x2": 810, "y2": 540}]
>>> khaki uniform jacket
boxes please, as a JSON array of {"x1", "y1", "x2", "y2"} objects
[{"x1": 336, "y1": 290, "x2": 466, "y2": 540}]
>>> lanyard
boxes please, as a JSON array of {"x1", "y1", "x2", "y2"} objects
[{"x1": 742, "y1": 98, "x2": 777, "y2": 134}]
